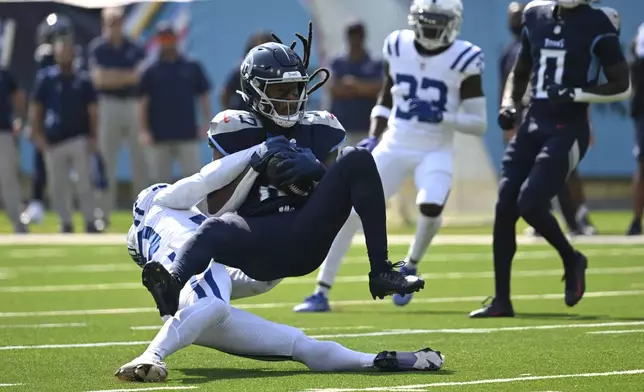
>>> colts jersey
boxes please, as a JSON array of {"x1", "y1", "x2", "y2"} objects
[
  {"x1": 383, "y1": 29, "x2": 484, "y2": 150},
  {"x1": 207, "y1": 109, "x2": 346, "y2": 217},
  {"x1": 131, "y1": 184, "x2": 208, "y2": 270},
  {"x1": 521, "y1": 1, "x2": 624, "y2": 120}
]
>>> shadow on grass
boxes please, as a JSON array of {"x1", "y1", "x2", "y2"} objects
[{"x1": 175, "y1": 367, "x2": 456, "y2": 384}]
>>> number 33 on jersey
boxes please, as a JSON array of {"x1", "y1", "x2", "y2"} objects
[{"x1": 384, "y1": 29, "x2": 484, "y2": 140}]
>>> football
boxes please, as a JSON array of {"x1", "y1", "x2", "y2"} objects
[{"x1": 265, "y1": 153, "x2": 315, "y2": 196}]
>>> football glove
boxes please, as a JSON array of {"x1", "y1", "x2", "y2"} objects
[
  {"x1": 272, "y1": 149, "x2": 326, "y2": 186},
  {"x1": 409, "y1": 98, "x2": 443, "y2": 123},
  {"x1": 547, "y1": 85, "x2": 575, "y2": 104},
  {"x1": 498, "y1": 105, "x2": 518, "y2": 131},
  {"x1": 250, "y1": 136, "x2": 293, "y2": 173},
  {"x1": 357, "y1": 136, "x2": 379, "y2": 152}
]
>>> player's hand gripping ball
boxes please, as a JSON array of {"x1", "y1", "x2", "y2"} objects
[{"x1": 266, "y1": 152, "x2": 316, "y2": 197}]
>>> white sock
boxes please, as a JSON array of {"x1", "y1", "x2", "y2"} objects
[
  {"x1": 406, "y1": 215, "x2": 442, "y2": 265},
  {"x1": 142, "y1": 296, "x2": 229, "y2": 361},
  {"x1": 314, "y1": 214, "x2": 362, "y2": 293}
]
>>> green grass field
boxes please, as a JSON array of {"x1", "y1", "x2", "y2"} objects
[{"x1": 0, "y1": 213, "x2": 642, "y2": 392}]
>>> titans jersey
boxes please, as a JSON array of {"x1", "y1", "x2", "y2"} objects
[
  {"x1": 207, "y1": 109, "x2": 346, "y2": 217},
  {"x1": 521, "y1": 1, "x2": 624, "y2": 120},
  {"x1": 383, "y1": 29, "x2": 484, "y2": 150}
]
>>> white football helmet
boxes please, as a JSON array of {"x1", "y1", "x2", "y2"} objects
[
  {"x1": 555, "y1": 0, "x2": 598, "y2": 8},
  {"x1": 408, "y1": 0, "x2": 463, "y2": 50},
  {"x1": 127, "y1": 224, "x2": 143, "y2": 267}
]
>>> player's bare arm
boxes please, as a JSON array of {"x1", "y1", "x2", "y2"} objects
[
  {"x1": 441, "y1": 70, "x2": 487, "y2": 136},
  {"x1": 502, "y1": 44, "x2": 532, "y2": 109},
  {"x1": 368, "y1": 61, "x2": 393, "y2": 140},
  {"x1": 573, "y1": 60, "x2": 631, "y2": 102}
]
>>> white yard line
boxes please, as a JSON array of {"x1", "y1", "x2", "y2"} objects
[
  {"x1": 0, "y1": 384, "x2": 22, "y2": 388},
  {"x1": 131, "y1": 325, "x2": 376, "y2": 332},
  {"x1": 4, "y1": 321, "x2": 644, "y2": 351},
  {"x1": 0, "y1": 264, "x2": 136, "y2": 276},
  {"x1": 309, "y1": 321, "x2": 644, "y2": 339},
  {"x1": 6, "y1": 248, "x2": 69, "y2": 259},
  {"x1": 3, "y1": 266, "x2": 643, "y2": 292},
  {"x1": 301, "y1": 369, "x2": 644, "y2": 391},
  {"x1": 86, "y1": 387, "x2": 198, "y2": 392},
  {"x1": 1, "y1": 289, "x2": 642, "y2": 318},
  {"x1": 1, "y1": 247, "x2": 641, "y2": 278},
  {"x1": 0, "y1": 322, "x2": 86, "y2": 329},
  {"x1": 284, "y1": 266, "x2": 644, "y2": 285},
  {"x1": 586, "y1": 329, "x2": 644, "y2": 335},
  {"x1": 344, "y1": 247, "x2": 644, "y2": 264},
  {"x1": 0, "y1": 234, "x2": 642, "y2": 246}
]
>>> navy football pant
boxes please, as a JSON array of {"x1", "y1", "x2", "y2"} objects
[
  {"x1": 171, "y1": 147, "x2": 389, "y2": 282},
  {"x1": 493, "y1": 120, "x2": 589, "y2": 301}
]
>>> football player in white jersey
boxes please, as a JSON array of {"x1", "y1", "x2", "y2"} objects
[
  {"x1": 295, "y1": 0, "x2": 487, "y2": 312},
  {"x1": 115, "y1": 153, "x2": 444, "y2": 382}
]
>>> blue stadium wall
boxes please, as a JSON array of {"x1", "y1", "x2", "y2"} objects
[{"x1": 17, "y1": 0, "x2": 642, "y2": 181}]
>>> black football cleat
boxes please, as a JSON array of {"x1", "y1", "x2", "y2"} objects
[
  {"x1": 369, "y1": 261, "x2": 425, "y2": 300},
  {"x1": 374, "y1": 348, "x2": 444, "y2": 371},
  {"x1": 469, "y1": 297, "x2": 515, "y2": 318},
  {"x1": 142, "y1": 262, "x2": 181, "y2": 317},
  {"x1": 563, "y1": 251, "x2": 587, "y2": 307}
]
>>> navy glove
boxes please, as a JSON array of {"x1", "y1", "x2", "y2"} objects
[
  {"x1": 357, "y1": 136, "x2": 379, "y2": 152},
  {"x1": 409, "y1": 98, "x2": 443, "y2": 123},
  {"x1": 498, "y1": 105, "x2": 518, "y2": 131},
  {"x1": 250, "y1": 136, "x2": 292, "y2": 173},
  {"x1": 547, "y1": 85, "x2": 575, "y2": 104},
  {"x1": 273, "y1": 149, "x2": 326, "y2": 186}
]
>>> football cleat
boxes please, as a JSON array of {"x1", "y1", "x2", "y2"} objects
[
  {"x1": 115, "y1": 356, "x2": 168, "y2": 382},
  {"x1": 392, "y1": 264, "x2": 418, "y2": 307},
  {"x1": 20, "y1": 201, "x2": 44, "y2": 225},
  {"x1": 469, "y1": 297, "x2": 515, "y2": 318},
  {"x1": 626, "y1": 219, "x2": 642, "y2": 236},
  {"x1": 563, "y1": 251, "x2": 587, "y2": 307},
  {"x1": 293, "y1": 292, "x2": 331, "y2": 312},
  {"x1": 142, "y1": 261, "x2": 182, "y2": 317},
  {"x1": 369, "y1": 261, "x2": 424, "y2": 300},
  {"x1": 374, "y1": 348, "x2": 444, "y2": 371}
]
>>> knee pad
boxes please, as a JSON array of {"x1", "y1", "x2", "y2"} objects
[
  {"x1": 419, "y1": 203, "x2": 443, "y2": 218},
  {"x1": 517, "y1": 188, "x2": 547, "y2": 220}
]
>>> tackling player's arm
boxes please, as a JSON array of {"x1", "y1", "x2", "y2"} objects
[
  {"x1": 206, "y1": 141, "x2": 252, "y2": 215},
  {"x1": 369, "y1": 61, "x2": 393, "y2": 140}
]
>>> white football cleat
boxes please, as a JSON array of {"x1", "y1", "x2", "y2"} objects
[
  {"x1": 115, "y1": 356, "x2": 168, "y2": 382},
  {"x1": 20, "y1": 201, "x2": 44, "y2": 225}
]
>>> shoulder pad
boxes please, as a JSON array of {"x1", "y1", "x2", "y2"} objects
[
  {"x1": 451, "y1": 41, "x2": 484, "y2": 75},
  {"x1": 207, "y1": 110, "x2": 264, "y2": 155},
  {"x1": 301, "y1": 111, "x2": 345, "y2": 131},
  {"x1": 208, "y1": 110, "x2": 261, "y2": 137},
  {"x1": 382, "y1": 30, "x2": 405, "y2": 60},
  {"x1": 596, "y1": 6, "x2": 620, "y2": 32}
]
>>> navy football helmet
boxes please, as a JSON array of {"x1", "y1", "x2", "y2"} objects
[
  {"x1": 238, "y1": 22, "x2": 329, "y2": 128},
  {"x1": 36, "y1": 13, "x2": 74, "y2": 45}
]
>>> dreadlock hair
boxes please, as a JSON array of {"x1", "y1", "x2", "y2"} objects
[{"x1": 270, "y1": 21, "x2": 330, "y2": 95}]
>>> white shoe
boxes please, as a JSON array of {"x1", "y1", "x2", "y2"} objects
[
  {"x1": 115, "y1": 356, "x2": 168, "y2": 382},
  {"x1": 20, "y1": 201, "x2": 44, "y2": 225}
]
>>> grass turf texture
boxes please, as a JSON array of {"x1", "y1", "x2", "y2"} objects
[{"x1": 0, "y1": 235, "x2": 642, "y2": 391}]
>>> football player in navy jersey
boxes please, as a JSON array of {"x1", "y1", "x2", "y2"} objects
[
  {"x1": 140, "y1": 23, "x2": 425, "y2": 317},
  {"x1": 470, "y1": 0, "x2": 631, "y2": 318}
]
